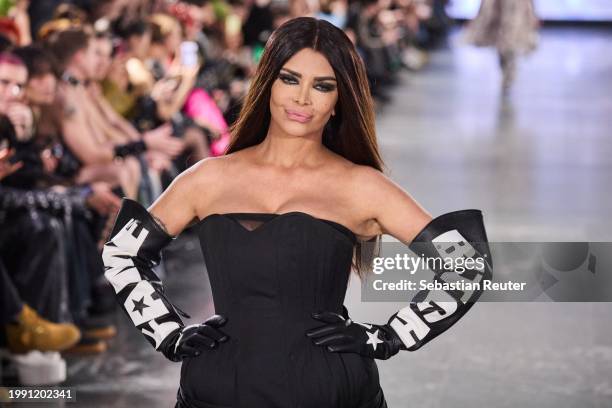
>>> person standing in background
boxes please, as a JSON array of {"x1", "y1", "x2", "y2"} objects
[{"x1": 463, "y1": 0, "x2": 539, "y2": 93}]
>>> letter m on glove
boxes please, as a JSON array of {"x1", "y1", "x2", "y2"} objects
[{"x1": 102, "y1": 200, "x2": 183, "y2": 350}]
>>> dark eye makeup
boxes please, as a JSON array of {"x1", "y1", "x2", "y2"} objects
[{"x1": 278, "y1": 72, "x2": 336, "y2": 92}]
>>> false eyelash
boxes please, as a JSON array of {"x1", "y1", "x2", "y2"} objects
[{"x1": 278, "y1": 73, "x2": 336, "y2": 92}]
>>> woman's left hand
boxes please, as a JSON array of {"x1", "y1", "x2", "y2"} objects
[{"x1": 306, "y1": 311, "x2": 403, "y2": 360}]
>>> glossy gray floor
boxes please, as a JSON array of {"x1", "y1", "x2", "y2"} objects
[{"x1": 18, "y1": 26, "x2": 612, "y2": 407}]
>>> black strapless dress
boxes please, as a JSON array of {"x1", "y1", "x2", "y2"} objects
[{"x1": 176, "y1": 212, "x2": 388, "y2": 408}]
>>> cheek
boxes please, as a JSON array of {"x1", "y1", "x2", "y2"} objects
[
  {"x1": 30, "y1": 80, "x2": 43, "y2": 92},
  {"x1": 312, "y1": 93, "x2": 338, "y2": 117},
  {"x1": 270, "y1": 81, "x2": 286, "y2": 99},
  {"x1": 269, "y1": 82, "x2": 286, "y2": 109}
]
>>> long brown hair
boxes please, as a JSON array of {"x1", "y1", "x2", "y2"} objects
[{"x1": 226, "y1": 17, "x2": 385, "y2": 278}]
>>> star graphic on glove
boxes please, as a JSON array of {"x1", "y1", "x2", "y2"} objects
[
  {"x1": 132, "y1": 296, "x2": 149, "y2": 315},
  {"x1": 366, "y1": 329, "x2": 384, "y2": 351}
]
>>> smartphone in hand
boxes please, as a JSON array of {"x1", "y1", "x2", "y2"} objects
[{"x1": 180, "y1": 41, "x2": 199, "y2": 67}]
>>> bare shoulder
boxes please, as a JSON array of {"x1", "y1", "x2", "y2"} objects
[
  {"x1": 341, "y1": 163, "x2": 397, "y2": 211},
  {"x1": 346, "y1": 164, "x2": 390, "y2": 194},
  {"x1": 178, "y1": 152, "x2": 252, "y2": 207},
  {"x1": 148, "y1": 156, "x2": 234, "y2": 235},
  {"x1": 56, "y1": 86, "x2": 78, "y2": 119},
  {"x1": 184, "y1": 154, "x2": 233, "y2": 179},
  {"x1": 341, "y1": 164, "x2": 393, "y2": 216},
  {"x1": 176, "y1": 155, "x2": 236, "y2": 196},
  {"x1": 344, "y1": 164, "x2": 432, "y2": 242}
]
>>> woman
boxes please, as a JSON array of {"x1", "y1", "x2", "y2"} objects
[
  {"x1": 102, "y1": 17, "x2": 492, "y2": 408},
  {"x1": 463, "y1": 0, "x2": 539, "y2": 92}
]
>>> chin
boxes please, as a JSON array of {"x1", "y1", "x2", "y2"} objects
[{"x1": 287, "y1": 125, "x2": 321, "y2": 139}]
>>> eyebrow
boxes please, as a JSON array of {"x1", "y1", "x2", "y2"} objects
[
  {"x1": 0, "y1": 78, "x2": 25, "y2": 86},
  {"x1": 281, "y1": 68, "x2": 337, "y2": 82}
]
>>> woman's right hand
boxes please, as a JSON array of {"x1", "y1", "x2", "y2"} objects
[{"x1": 164, "y1": 315, "x2": 230, "y2": 361}]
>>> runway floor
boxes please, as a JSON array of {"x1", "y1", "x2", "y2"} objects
[{"x1": 6, "y1": 26, "x2": 612, "y2": 407}]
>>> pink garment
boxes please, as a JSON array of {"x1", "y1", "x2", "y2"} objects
[{"x1": 183, "y1": 88, "x2": 231, "y2": 156}]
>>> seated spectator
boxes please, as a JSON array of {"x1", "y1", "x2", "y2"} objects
[
  {"x1": 0, "y1": 51, "x2": 117, "y2": 354},
  {"x1": 91, "y1": 30, "x2": 209, "y2": 168},
  {"x1": 1, "y1": 221, "x2": 81, "y2": 355},
  {"x1": 45, "y1": 27, "x2": 183, "y2": 199},
  {"x1": 101, "y1": 19, "x2": 151, "y2": 118},
  {"x1": 0, "y1": 54, "x2": 80, "y2": 354}
]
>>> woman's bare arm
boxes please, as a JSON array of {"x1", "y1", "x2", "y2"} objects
[
  {"x1": 352, "y1": 166, "x2": 432, "y2": 243},
  {"x1": 148, "y1": 158, "x2": 217, "y2": 236}
]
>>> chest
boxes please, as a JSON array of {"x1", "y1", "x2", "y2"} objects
[{"x1": 211, "y1": 174, "x2": 350, "y2": 215}]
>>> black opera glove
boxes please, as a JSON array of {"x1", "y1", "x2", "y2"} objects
[
  {"x1": 307, "y1": 311, "x2": 403, "y2": 360},
  {"x1": 388, "y1": 209, "x2": 493, "y2": 352},
  {"x1": 102, "y1": 198, "x2": 231, "y2": 362},
  {"x1": 308, "y1": 210, "x2": 493, "y2": 357},
  {"x1": 161, "y1": 315, "x2": 229, "y2": 362}
]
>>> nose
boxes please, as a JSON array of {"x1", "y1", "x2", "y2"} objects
[
  {"x1": 10, "y1": 84, "x2": 22, "y2": 97},
  {"x1": 295, "y1": 81, "x2": 311, "y2": 106},
  {"x1": 46, "y1": 77, "x2": 57, "y2": 89}
]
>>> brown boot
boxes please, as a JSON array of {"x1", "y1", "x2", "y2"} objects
[
  {"x1": 63, "y1": 337, "x2": 108, "y2": 355},
  {"x1": 77, "y1": 314, "x2": 117, "y2": 341},
  {"x1": 5, "y1": 305, "x2": 81, "y2": 354},
  {"x1": 82, "y1": 325, "x2": 117, "y2": 341}
]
